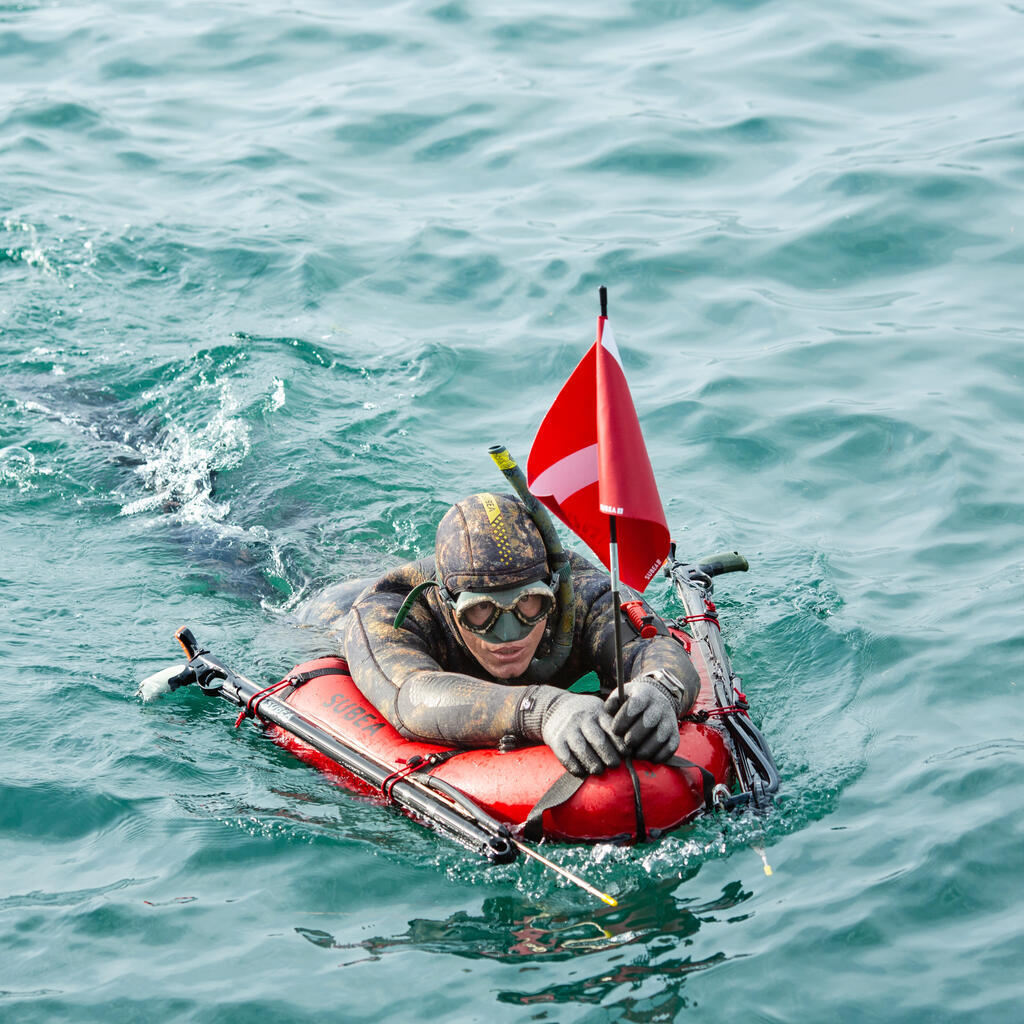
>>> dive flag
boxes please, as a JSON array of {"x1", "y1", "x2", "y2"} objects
[{"x1": 527, "y1": 312, "x2": 669, "y2": 592}]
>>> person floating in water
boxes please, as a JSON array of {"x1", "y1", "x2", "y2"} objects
[{"x1": 302, "y1": 492, "x2": 698, "y2": 777}]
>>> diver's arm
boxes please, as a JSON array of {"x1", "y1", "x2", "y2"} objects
[
  {"x1": 346, "y1": 597, "x2": 626, "y2": 773},
  {"x1": 344, "y1": 590, "x2": 532, "y2": 746}
]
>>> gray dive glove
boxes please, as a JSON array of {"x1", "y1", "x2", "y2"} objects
[
  {"x1": 519, "y1": 688, "x2": 623, "y2": 777},
  {"x1": 604, "y1": 669, "x2": 686, "y2": 763}
]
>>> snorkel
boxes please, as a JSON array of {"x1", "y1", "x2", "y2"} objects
[{"x1": 488, "y1": 444, "x2": 574, "y2": 681}]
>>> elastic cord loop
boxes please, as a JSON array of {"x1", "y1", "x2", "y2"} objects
[{"x1": 681, "y1": 613, "x2": 720, "y2": 629}]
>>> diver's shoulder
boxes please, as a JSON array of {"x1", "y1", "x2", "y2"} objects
[
  {"x1": 356, "y1": 558, "x2": 436, "y2": 601},
  {"x1": 567, "y1": 550, "x2": 608, "y2": 591},
  {"x1": 566, "y1": 550, "x2": 601, "y2": 575}
]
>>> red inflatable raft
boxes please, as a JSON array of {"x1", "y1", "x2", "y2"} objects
[
  {"x1": 160, "y1": 552, "x2": 775, "y2": 857},
  {"x1": 266, "y1": 628, "x2": 732, "y2": 843}
]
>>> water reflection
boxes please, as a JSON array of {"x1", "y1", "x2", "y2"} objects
[
  {"x1": 297, "y1": 876, "x2": 751, "y2": 1015},
  {"x1": 496, "y1": 950, "x2": 727, "y2": 1014}
]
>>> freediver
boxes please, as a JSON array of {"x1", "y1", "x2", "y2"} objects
[{"x1": 300, "y1": 492, "x2": 698, "y2": 777}]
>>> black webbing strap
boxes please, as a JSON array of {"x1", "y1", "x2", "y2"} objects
[
  {"x1": 280, "y1": 663, "x2": 344, "y2": 696},
  {"x1": 521, "y1": 757, "x2": 648, "y2": 844},
  {"x1": 624, "y1": 758, "x2": 648, "y2": 843},
  {"x1": 521, "y1": 753, "x2": 718, "y2": 842},
  {"x1": 665, "y1": 754, "x2": 716, "y2": 812},
  {"x1": 522, "y1": 771, "x2": 587, "y2": 841}
]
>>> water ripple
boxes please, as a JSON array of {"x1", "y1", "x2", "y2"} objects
[{"x1": 4, "y1": 0, "x2": 1024, "y2": 1019}]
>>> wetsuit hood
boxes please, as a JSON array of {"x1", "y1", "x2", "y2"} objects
[{"x1": 435, "y1": 492, "x2": 549, "y2": 595}]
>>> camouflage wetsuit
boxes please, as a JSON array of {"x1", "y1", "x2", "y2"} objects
[{"x1": 340, "y1": 550, "x2": 698, "y2": 748}]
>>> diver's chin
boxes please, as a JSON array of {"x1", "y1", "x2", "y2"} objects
[{"x1": 482, "y1": 644, "x2": 531, "y2": 678}]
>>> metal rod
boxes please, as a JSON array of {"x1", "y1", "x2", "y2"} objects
[
  {"x1": 511, "y1": 838, "x2": 618, "y2": 906},
  {"x1": 667, "y1": 560, "x2": 778, "y2": 808},
  {"x1": 609, "y1": 514, "x2": 625, "y2": 701}
]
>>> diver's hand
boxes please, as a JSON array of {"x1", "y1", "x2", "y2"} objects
[
  {"x1": 539, "y1": 692, "x2": 623, "y2": 777},
  {"x1": 604, "y1": 672, "x2": 683, "y2": 763}
]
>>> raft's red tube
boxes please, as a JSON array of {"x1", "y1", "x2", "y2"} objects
[{"x1": 266, "y1": 630, "x2": 732, "y2": 843}]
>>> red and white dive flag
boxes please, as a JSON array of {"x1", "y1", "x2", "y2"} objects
[{"x1": 527, "y1": 311, "x2": 669, "y2": 592}]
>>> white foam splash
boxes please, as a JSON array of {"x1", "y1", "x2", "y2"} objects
[
  {"x1": 2, "y1": 217, "x2": 56, "y2": 275},
  {"x1": 270, "y1": 377, "x2": 285, "y2": 411},
  {"x1": 0, "y1": 446, "x2": 55, "y2": 492},
  {"x1": 121, "y1": 397, "x2": 250, "y2": 522},
  {"x1": 18, "y1": 376, "x2": 299, "y2": 601}
]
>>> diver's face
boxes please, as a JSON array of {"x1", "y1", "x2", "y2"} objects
[{"x1": 455, "y1": 617, "x2": 546, "y2": 679}]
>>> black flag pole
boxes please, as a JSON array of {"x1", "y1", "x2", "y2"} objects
[{"x1": 600, "y1": 286, "x2": 645, "y2": 840}]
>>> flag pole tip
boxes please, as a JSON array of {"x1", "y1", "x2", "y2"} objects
[{"x1": 598, "y1": 285, "x2": 608, "y2": 318}]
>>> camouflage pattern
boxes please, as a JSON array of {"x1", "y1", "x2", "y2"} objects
[
  {"x1": 435, "y1": 493, "x2": 549, "y2": 594},
  {"x1": 337, "y1": 549, "x2": 699, "y2": 748},
  {"x1": 295, "y1": 492, "x2": 699, "y2": 749},
  {"x1": 294, "y1": 576, "x2": 374, "y2": 636}
]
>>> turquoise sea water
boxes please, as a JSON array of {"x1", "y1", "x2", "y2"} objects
[{"x1": 3, "y1": 1, "x2": 1023, "y2": 1020}]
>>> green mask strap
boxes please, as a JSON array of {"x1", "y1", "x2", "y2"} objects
[{"x1": 393, "y1": 579, "x2": 439, "y2": 629}]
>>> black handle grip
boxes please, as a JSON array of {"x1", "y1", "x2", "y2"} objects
[
  {"x1": 695, "y1": 551, "x2": 749, "y2": 577},
  {"x1": 175, "y1": 626, "x2": 199, "y2": 659}
]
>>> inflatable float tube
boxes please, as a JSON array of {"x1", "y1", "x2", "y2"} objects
[
  {"x1": 152, "y1": 551, "x2": 776, "y2": 857},
  {"x1": 266, "y1": 626, "x2": 731, "y2": 844}
]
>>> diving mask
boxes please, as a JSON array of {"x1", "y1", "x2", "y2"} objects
[{"x1": 448, "y1": 580, "x2": 555, "y2": 643}]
